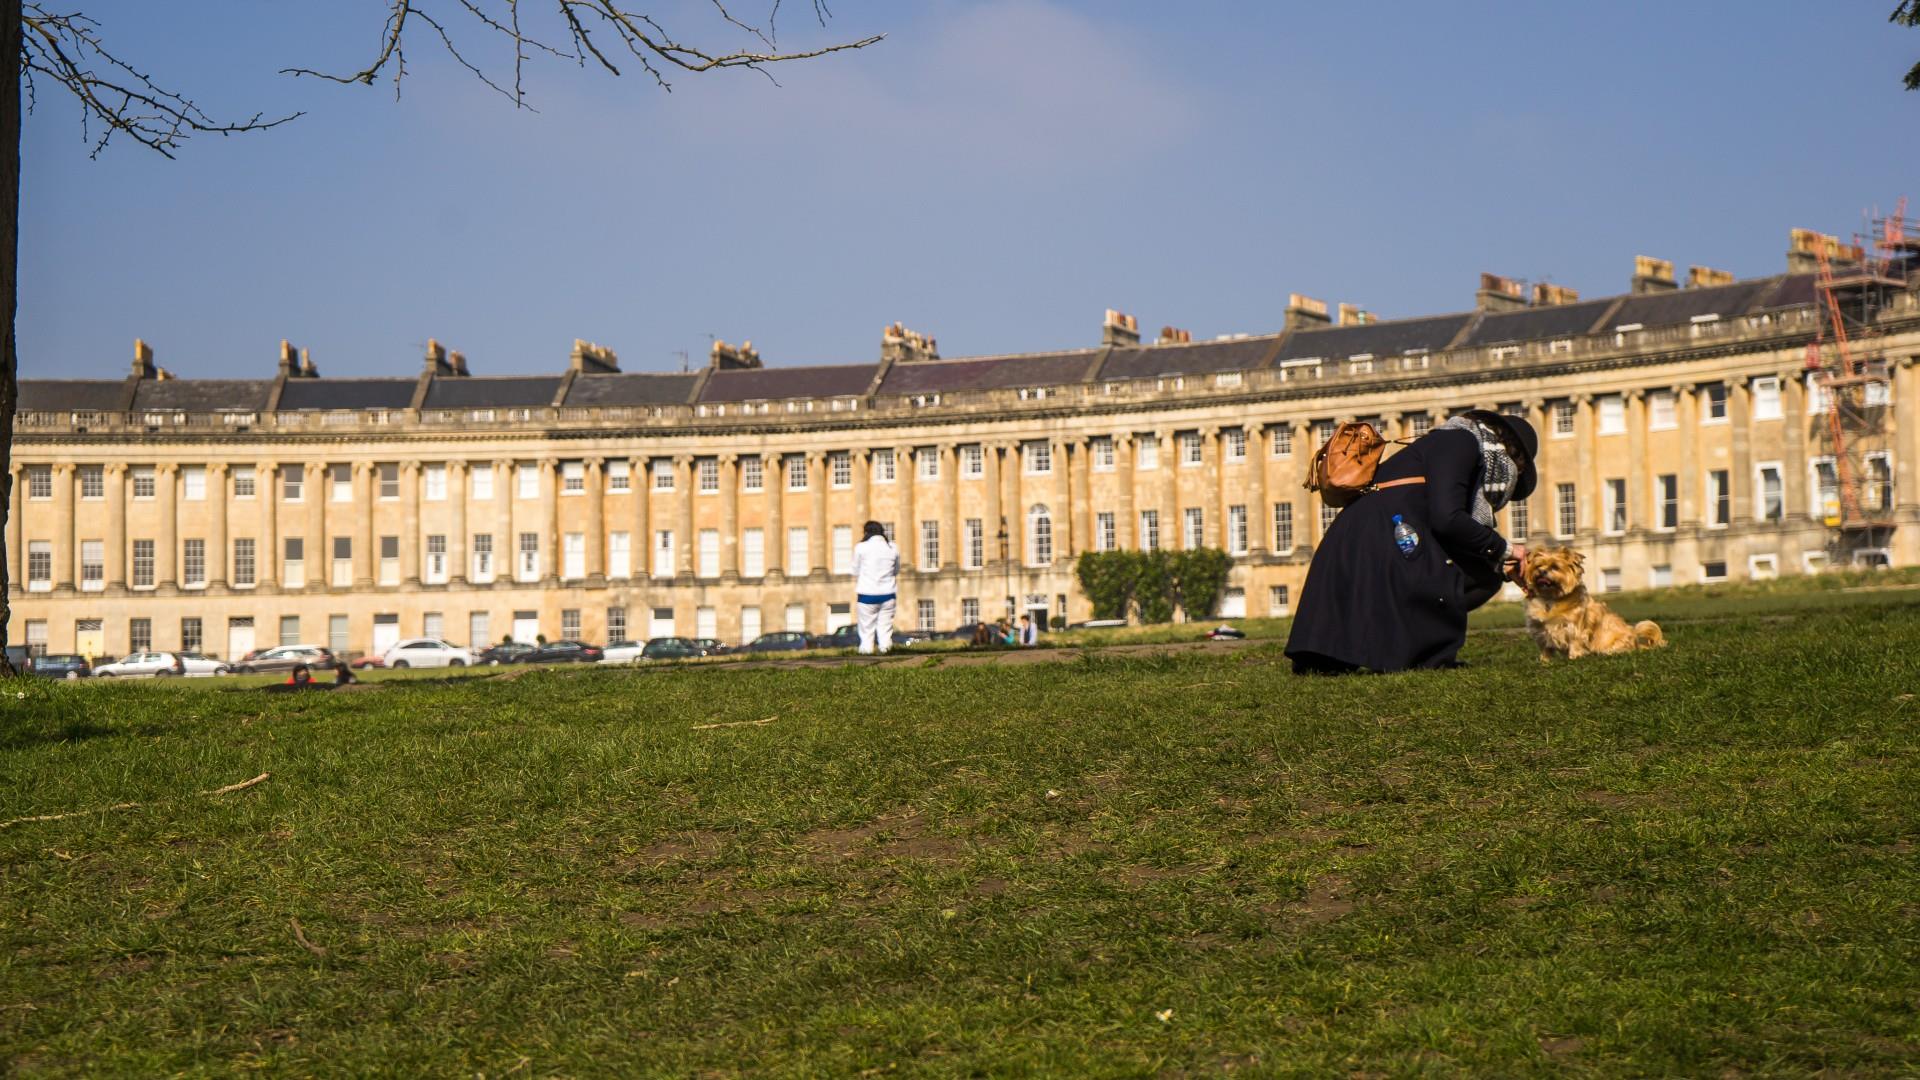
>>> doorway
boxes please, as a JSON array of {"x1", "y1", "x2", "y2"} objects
[
  {"x1": 228, "y1": 617, "x2": 255, "y2": 660},
  {"x1": 512, "y1": 611, "x2": 540, "y2": 644},
  {"x1": 372, "y1": 614, "x2": 400, "y2": 655},
  {"x1": 75, "y1": 619, "x2": 104, "y2": 659}
]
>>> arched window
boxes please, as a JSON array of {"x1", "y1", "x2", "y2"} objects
[{"x1": 1028, "y1": 504, "x2": 1053, "y2": 566}]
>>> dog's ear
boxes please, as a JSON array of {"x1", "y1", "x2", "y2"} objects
[{"x1": 1571, "y1": 551, "x2": 1586, "y2": 570}]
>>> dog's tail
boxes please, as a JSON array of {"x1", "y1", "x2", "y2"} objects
[{"x1": 1633, "y1": 620, "x2": 1666, "y2": 650}]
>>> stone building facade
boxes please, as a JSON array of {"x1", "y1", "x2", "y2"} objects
[{"x1": 9, "y1": 240, "x2": 1919, "y2": 660}]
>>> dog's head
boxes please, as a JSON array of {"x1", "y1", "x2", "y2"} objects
[{"x1": 1523, "y1": 547, "x2": 1585, "y2": 600}]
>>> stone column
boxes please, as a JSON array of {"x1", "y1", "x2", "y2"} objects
[
  {"x1": 352, "y1": 462, "x2": 374, "y2": 588},
  {"x1": 254, "y1": 460, "x2": 275, "y2": 591},
  {"x1": 1201, "y1": 426, "x2": 1222, "y2": 550},
  {"x1": 984, "y1": 442, "x2": 1004, "y2": 564},
  {"x1": 766, "y1": 454, "x2": 784, "y2": 578},
  {"x1": 496, "y1": 459, "x2": 516, "y2": 582},
  {"x1": 1157, "y1": 428, "x2": 1178, "y2": 550},
  {"x1": 719, "y1": 454, "x2": 739, "y2": 580},
  {"x1": 448, "y1": 460, "x2": 469, "y2": 585},
  {"x1": 541, "y1": 458, "x2": 560, "y2": 583},
  {"x1": 1574, "y1": 394, "x2": 1597, "y2": 534},
  {"x1": 1675, "y1": 386, "x2": 1698, "y2": 526},
  {"x1": 585, "y1": 457, "x2": 606, "y2": 583},
  {"x1": 1247, "y1": 425, "x2": 1268, "y2": 554},
  {"x1": 1116, "y1": 434, "x2": 1137, "y2": 550},
  {"x1": 942, "y1": 443, "x2": 962, "y2": 570},
  {"x1": 808, "y1": 451, "x2": 828, "y2": 576},
  {"x1": 401, "y1": 461, "x2": 423, "y2": 584},
  {"x1": 1055, "y1": 438, "x2": 1076, "y2": 563},
  {"x1": 675, "y1": 455, "x2": 694, "y2": 578},
  {"x1": 1781, "y1": 370, "x2": 1808, "y2": 520},
  {"x1": 853, "y1": 448, "x2": 872, "y2": 528},
  {"x1": 52, "y1": 464, "x2": 74, "y2": 591},
  {"x1": 155, "y1": 463, "x2": 178, "y2": 591},
  {"x1": 1896, "y1": 358, "x2": 1919, "y2": 510},
  {"x1": 1730, "y1": 378, "x2": 1753, "y2": 522},
  {"x1": 1625, "y1": 390, "x2": 1647, "y2": 533},
  {"x1": 207, "y1": 463, "x2": 229, "y2": 589},
  {"x1": 107, "y1": 463, "x2": 129, "y2": 592},
  {"x1": 898, "y1": 445, "x2": 918, "y2": 565},
  {"x1": 630, "y1": 456, "x2": 649, "y2": 580}
]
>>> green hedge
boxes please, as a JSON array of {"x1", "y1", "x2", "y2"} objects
[{"x1": 1073, "y1": 548, "x2": 1233, "y2": 624}]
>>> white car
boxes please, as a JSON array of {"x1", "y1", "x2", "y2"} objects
[
  {"x1": 382, "y1": 638, "x2": 476, "y2": 669},
  {"x1": 599, "y1": 640, "x2": 646, "y2": 665},
  {"x1": 94, "y1": 651, "x2": 231, "y2": 678}
]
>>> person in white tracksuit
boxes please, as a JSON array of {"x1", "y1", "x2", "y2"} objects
[{"x1": 851, "y1": 520, "x2": 901, "y2": 654}]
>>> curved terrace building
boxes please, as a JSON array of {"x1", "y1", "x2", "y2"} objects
[{"x1": 9, "y1": 233, "x2": 1919, "y2": 660}]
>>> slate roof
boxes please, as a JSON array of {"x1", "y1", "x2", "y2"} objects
[
  {"x1": 132, "y1": 379, "x2": 273, "y2": 412},
  {"x1": 1459, "y1": 299, "x2": 1616, "y2": 347},
  {"x1": 877, "y1": 352, "x2": 1097, "y2": 396},
  {"x1": 699, "y1": 363, "x2": 877, "y2": 403},
  {"x1": 1607, "y1": 279, "x2": 1778, "y2": 329},
  {"x1": 422, "y1": 376, "x2": 562, "y2": 408},
  {"x1": 564, "y1": 373, "x2": 700, "y2": 407},
  {"x1": 276, "y1": 378, "x2": 417, "y2": 411},
  {"x1": 18, "y1": 380, "x2": 126, "y2": 411},
  {"x1": 1098, "y1": 337, "x2": 1280, "y2": 380},
  {"x1": 1751, "y1": 273, "x2": 1816, "y2": 310},
  {"x1": 1274, "y1": 312, "x2": 1476, "y2": 363}
]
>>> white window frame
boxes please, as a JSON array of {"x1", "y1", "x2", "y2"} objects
[
  {"x1": 1748, "y1": 553, "x2": 1779, "y2": 581},
  {"x1": 471, "y1": 533, "x2": 494, "y2": 583},
  {"x1": 1136, "y1": 434, "x2": 1159, "y2": 471},
  {"x1": 961, "y1": 444, "x2": 985, "y2": 479},
  {"x1": 697, "y1": 529, "x2": 720, "y2": 578},
  {"x1": 741, "y1": 457, "x2": 764, "y2": 493},
  {"x1": 872, "y1": 448, "x2": 896, "y2": 484},
  {"x1": 1701, "y1": 383, "x2": 1729, "y2": 424},
  {"x1": 1655, "y1": 474, "x2": 1678, "y2": 532},
  {"x1": 518, "y1": 464, "x2": 540, "y2": 500},
  {"x1": 1706, "y1": 469, "x2": 1730, "y2": 529},
  {"x1": 830, "y1": 451, "x2": 852, "y2": 490},
  {"x1": 608, "y1": 459, "x2": 630, "y2": 493},
  {"x1": 1648, "y1": 390, "x2": 1677, "y2": 431},
  {"x1": 609, "y1": 531, "x2": 631, "y2": 579},
  {"x1": 1551, "y1": 400, "x2": 1576, "y2": 438},
  {"x1": 1091, "y1": 437, "x2": 1114, "y2": 472},
  {"x1": 785, "y1": 454, "x2": 808, "y2": 492},
  {"x1": 1022, "y1": 441, "x2": 1053, "y2": 475},
  {"x1": 652, "y1": 459, "x2": 675, "y2": 491},
  {"x1": 470, "y1": 464, "x2": 494, "y2": 501},
  {"x1": 181, "y1": 465, "x2": 206, "y2": 501},
  {"x1": 1602, "y1": 478, "x2": 1627, "y2": 535},
  {"x1": 1179, "y1": 432, "x2": 1203, "y2": 468},
  {"x1": 425, "y1": 464, "x2": 447, "y2": 501},
  {"x1": 1270, "y1": 425, "x2": 1293, "y2": 458},
  {"x1": 1224, "y1": 428, "x2": 1248, "y2": 462},
  {"x1": 1597, "y1": 394, "x2": 1626, "y2": 436},
  {"x1": 698, "y1": 457, "x2": 720, "y2": 494},
  {"x1": 1095, "y1": 511, "x2": 1116, "y2": 552},
  {"x1": 561, "y1": 461, "x2": 585, "y2": 496},
  {"x1": 1183, "y1": 506, "x2": 1204, "y2": 549},
  {"x1": 1755, "y1": 461, "x2": 1785, "y2": 523},
  {"x1": 1139, "y1": 509, "x2": 1160, "y2": 551},
  {"x1": 425, "y1": 534, "x2": 448, "y2": 584},
  {"x1": 787, "y1": 526, "x2": 809, "y2": 574},
  {"x1": 1752, "y1": 376, "x2": 1782, "y2": 422},
  {"x1": 563, "y1": 532, "x2": 586, "y2": 580},
  {"x1": 742, "y1": 528, "x2": 765, "y2": 577},
  {"x1": 832, "y1": 525, "x2": 853, "y2": 576},
  {"x1": 1227, "y1": 504, "x2": 1248, "y2": 556},
  {"x1": 1863, "y1": 451, "x2": 1894, "y2": 512}
]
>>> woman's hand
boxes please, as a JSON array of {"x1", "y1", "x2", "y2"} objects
[{"x1": 1502, "y1": 544, "x2": 1529, "y2": 583}]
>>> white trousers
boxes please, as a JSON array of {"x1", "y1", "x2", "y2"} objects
[{"x1": 857, "y1": 599, "x2": 895, "y2": 654}]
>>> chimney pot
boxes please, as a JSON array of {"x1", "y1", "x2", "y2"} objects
[
  {"x1": 1631, "y1": 255, "x2": 1677, "y2": 294},
  {"x1": 1102, "y1": 309, "x2": 1141, "y2": 348},
  {"x1": 1285, "y1": 294, "x2": 1331, "y2": 331},
  {"x1": 1531, "y1": 282, "x2": 1580, "y2": 306},
  {"x1": 132, "y1": 339, "x2": 157, "y2": 379}
]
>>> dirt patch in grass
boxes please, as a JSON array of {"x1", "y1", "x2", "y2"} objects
[
  {"x1": 1581, "y1": 790, "x2": 1639, "y2": 809},
  {"x1": 629, "y1": 830, "x2": 730, "y2": 864},
  {"x1": 1539, "y1": 1035, "x2": 1586, "y2": 1059},
  {"x1": 971, "y1": 876, "x2": 1009, "y2": 897}
]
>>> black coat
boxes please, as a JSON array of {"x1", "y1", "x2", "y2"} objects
[{"x1": 1284, "y1": 427, "x2": 1511, "y2": 672}]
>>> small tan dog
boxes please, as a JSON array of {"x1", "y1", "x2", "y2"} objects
[{"x1": 1519, "y1": 547, "x2": 1666, "y2": 661}]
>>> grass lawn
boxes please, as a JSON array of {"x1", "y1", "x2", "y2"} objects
[{"x1": 3, "y1": 581, "x2": 1918, "y2": 1076}]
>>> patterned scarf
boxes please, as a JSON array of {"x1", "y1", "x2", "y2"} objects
[{"x1": 1437, "y1": 415, "x2": 1518, "y2": 528}]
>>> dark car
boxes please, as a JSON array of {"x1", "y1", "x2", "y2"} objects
[
  {"x1": 812, "y1": 626, "x2": 922, "y2": 650},
  {"x1": 478, "y1": 642, "x2": 539, "y2": 666},
  {"x1": 5, "y1": 645, "x2": 29, "y2": 672},
  {"x1": 31, "y1": 653, "x2": 90, "y2": 679},
  {"x1": 642, "y1": 636, "x2": 703, "y2": 661},
  {"x1": 744, "y1": 631, "x2": 812, "y2": 653},
  {"x1": 525, "y1": 640, "x2": 604, "y2": 664},
  {"x1": 692, "y1": 638, "x2": 729, "y2": 657},
  {"x1": 232, "y1": 644, "x2": 334, "y2": 675}
]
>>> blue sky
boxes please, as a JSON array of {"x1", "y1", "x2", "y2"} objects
[{"x1": 18, "y1": 1, "x2": 1919, "y2": 380}]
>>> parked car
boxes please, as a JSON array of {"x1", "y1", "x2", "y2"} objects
[
  {"x1": 600, "y1": 639, "x2": 647, "y2": 664},
  {"x1": 640, "y1": 636, "x2": 703, "y2": 661},
  {"x1": 350, "y1": 655, "x2": 387, "y2": 670},
  {"x1": 744, "y1": 631, "x2": 813, "y2": 653},
  {"x1": 810, "y1": 626, "x2": 923, "y2": 650},
  {"x1": 477, "y1": 642, "x2": 538, "y2": 666},
  {"x1": 692, "y1": 638, "x2": 730, "y2": 656},
  {"x1": 230, "y1": 644, "x2": 333, "y2": 676},
  {"x1": 30, "y1": 653, "x2": 91, "y2": 679},
  {"x1": 5, "y1": 644, "x2": 29, "y2": 671},
  {"x1": 525, "y1": 640, "x2": 604, "y2": 664},
  {"x1": 94, "y1": 651, "x2": 231, "y2": 678},
  {"x1": 383, "y1": 638, "x2": 476, "y2": 669}
]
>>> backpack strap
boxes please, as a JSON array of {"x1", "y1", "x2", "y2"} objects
[{"x1": 1368, "y1": 476, "x2": 1426, "y2": 493}]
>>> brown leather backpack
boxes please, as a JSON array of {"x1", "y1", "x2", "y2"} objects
[{"x1": 1305, "y1": 421, "x2": 1416, "y2": 508}]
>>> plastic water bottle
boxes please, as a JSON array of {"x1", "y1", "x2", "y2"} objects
[{"x1": 1392, "y1": 514, "x2": 1419, "y2": 560}]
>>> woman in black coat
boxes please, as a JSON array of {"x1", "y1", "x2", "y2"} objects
[{"x1": 1285, "y1": 410, "x2": 1538, "y2": 674}]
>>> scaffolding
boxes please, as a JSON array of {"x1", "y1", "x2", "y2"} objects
[{"x1": 1802, "y1": 200, "x2": 1919, "y2": 565}]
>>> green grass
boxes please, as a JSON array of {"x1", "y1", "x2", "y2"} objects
[{"x1": 3, "y1": 582, "x2": 1918, "y2": 1076}]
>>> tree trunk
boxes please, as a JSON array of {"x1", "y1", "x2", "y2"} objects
[{"x1": 1, "y1": 0, "x2": 19, "y2": 674}]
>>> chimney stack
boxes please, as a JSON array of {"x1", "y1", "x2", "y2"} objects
[
  {"x1": 1532, "y1": 282, "x2": 1580, "y2": 306},
  {"x1": 1156, "y1": 326, "x2": 1192, "y2": 345},
  {"x1": 299, "y1": 348, "x2": 319, "y2": 379},
  {"x1": 1101, "y1": 310, "x2": 1140, "y2": 348},
  {"x1": 131, "y1": 339, "x2": 157, "y2": 379},
  {"x1": 449, "y1": 350, "x2": 469, "y2": 377},
  {"x1": 1284, "y1": 293, "x2": 1330, "y2": 331},
  {"x1": 569, "y1": 339, "x2": 620, "y2": 374},
  {"x1": 1475, "y1": 273, "x2": 1527, "y2": 312},
  {"x1": 881, "y1": 323, "x2": 939, "y2": 363},
  {"x1": 710, "y1": 339, "x2": 764, "y2": 370},
  {"x1": 423, "y1": 338, "x2": 450, "y2": 376},
  {"x1": 1687, "y1": 265, "x2": 1735, "y2": 289},
  {"x1": 1631, "y1": 255, "x2": 1677, "y2": 294},
  {"x1": 277, "y1": 340, "x2": 299, "y2": 378},
  {"x1": 1337, "y1": 302, "x2": 1373, "y2": 326},
  {"x1": 1787, "y1": 228, "x2": 1865, "y2": 274}
]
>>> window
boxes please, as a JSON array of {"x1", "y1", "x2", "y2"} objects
[
  {"x1": 920, "y1": 520, "x2": 940, "y2": 571},
  {"x1": 740, "y1": 606, "x2": 762, "y2": 643},
  {"x1": 873, "y1": 448, "x2": 896, "y2": 483},
  {"x1": 962, "y1": 598, "x2": 980, "y2": 625},
  {"x1": 1095, "y1": 511, "x2": 1116, "y2": 552},
  {"x1": 1865, "y1": 453, "x2": 1893, "y2": 511},
  {"x1": 830, "y1": 451, "x2": 852, "y2": 489},
  {"x1": 957, "y1": 444, "x2": 984, "y2": 479},
  {"x1": 965, "y1": 518, "x2": 985, "y2": 569},
  {"x1": 1702, "y1": 560, "x2": 1729, "y2": 582},
  {"x1": 469, "y1": 611, "x2": 490, "y2": 649},
  {"x1": 564, "y1": 532, "x2": 587, "y2": 579},
  {"x1": 1179, "y1": 431, "x2": 1203, "y2": 467},
  {"x1": 697, "y1": 529, "x2": 719, "y2": 578},
  {"x1": 25, "y1": 464, "x2": 51, "y2": 500},
  {"x1": 608, "y1": 460, "x2": 630, "y2": 493},
  {"x1": 132, "y1": 539, "x2": 155, "y2": 588},
  {"x1": 787, "y1": 527, "x2": 809, "y2": 573},
  {"x1": 1269, "y1": 585, "x2": 1291, "y2": 617},
  {"x1": 70, "y1": 464, "x2": 101, "y2": 501},
  {"x1": 129, "y1": 618, "x2": 151, "y2": 653},
  {"x1": 741, "y1": 528, "x2": 765, "y2": 577},
  {"x1": 1600, "y1": 569, "x2": 1623, "y2": 594},
  {"x1": 1551, "y1": 400, "x2": 1576, "y2": 436},
  {"x1": 905, "y1": 598, "x2": 932, "y2": 633},
  {"x1": 1136, "y1": 434, "x2": 1160, "y2": 470},
  {"x1": 1757, "y1": 463, "x2": 1784, "y2": 522},
  {"x1": 1314, "y1": 420, "x2": 1336, "y2": 448},
  {"x1": 1183, "y1": 507, "x2": 1205, "y2": 549},
  {"x1": 1649, "y1": 390, "x2": 1676, "y2": 430},
  {"x1": 283, "y1": 537, "x2": 304, "y2": 588},
  {"x1": 1811, "y1": 458, "x2": 1840, "y2": 522},
  {"x1": 1227, "y1": 505, "x2": 1248, "y2": 555},
  {"x1": 1404, "y1": 413, "x2": 1431, "y2": 438},
  {"x1": 21, "y1": 618, "x2": 48, "y2": 658},
  {"x1": 1319, "y1": 502, "x2": 1338, "y2": 535},
  {"x1": 279, "y1": 615, "x2": 300, "y2": 647},
  {"x1": 1027, "y1": 505, "x2": 1053, "y2": 566},
  {"x1": 1752, "y1": 376, "x2": 1782, "y2": 421},
  {"x1": 785, "y1": 603, "x2": 807, "y2": 633},
  {"x1": 605, "y1": 606, "x2": 627, "y2": 643},
  {"x1": 1866, "y1": 379, "x2": 1892, "y2": 407},
  {"x1": 1806, "y1": 372, "x2": 1830, "y2": 415},
  {"x1": 694, "y1": 606, "x2": 717, "y2": 640},
  {"x1": 232, "y1": 466, "x2": 255, "y2": 499},
  {"x1": 1084, "y1": 438, "x2": 1112, "y2": 472},
  {"x1": 472, "y1": 533, "x2": 494, "y2": 581},
  {"x1": 131, "y1": 466, "x2": 155, "y2": 499},
  {"x1": 918, "y1": 447, "x2": 939, "y2": 481},
  {"x1": 1140, "y1": 509, "x2": 1161, "y2": 551},
  {"x1": 698, "y1": 457, "x2": 720, "y2": 493},
  {"x1": 1598, "y1": 394, "x2": 1626, "y2": 435},
  {"x1": 470, "y1": 464, "x2": 494, "y2": 501},
  {"x1": 1023, "y1": 441, "x2": 1053, "y2": 475},
  {"x1": 332, "y1": 537, "x2": 354, "y2": 587},
  {"x1": 1508, "y1": 500, "x2": 1530, "y2": 541},
  {"x1": 1648, "y1": 565, "x2": 1673, "y2": 589},
  {"x1": 653, "y1": 459, "x2": 676, "y2": 490},
  {"x1": 80, "y1": 540, "x2": 103, "y2": 591},
  {"x1": 832, "y1": 525, "x2": 853, "y2": 575},
  {"x1": 376, "y1": 535, "x2": 394, "y2": 587},
  {"x1": 742, "y1": 456, "x2": 764, "y2": 492},
  {"x1": 1748, "y1": 554, "x2": 1779, "y2": 581},
  {"x1": 1603, "y1": 478, "x2": 1626, "y2": 534},
  {"x1": 26, "y1": 540, "x2": 50, "y2": 590},
  {"x1": 177, "y1": 465, "x2": 203, "y2": 502},
  {"x1": 1224, "y1": 428, "x2": 1248, "y2": 462},
  {"x1": 784, "y1": 454, "x2": 809, "y2": 491},
  {"x1": 1657, "y1": 475, "x2": 1677, "y2": 530},
  {"x1": 561, "y1": 609, "x2": 581, "y2": 639},
  {"x1": 1273, "y1": 503, "x2": 1295, "y2": 552},
  {"x1": 181, "y1": 617, "x2": 203, "y2": 654},
  {"x1": 562, "y1": 461, "x2": 585, "y2": 495},
  {"x1": 379, "y1": 464, "x2": 400, "y2": 500},
  {"x1": 1703, "y1": 382, "x2": 1728, "y2": 422},
  {"x1": 1555, "y1": 483, "x2": 1577, "y2": 538},
  {"x1": 183, "y1": 538, "x2": 206, "y2": 588},
  {"x1": 426, "y1": 535, "x2": 448, "y2": 583},
  {"x1": 328, "y1": 614, "x2": 350, "y2": 654},
  {"x1": 519, "y1": 531, "x2": 541, "y2": 580},
  {"x1": 1271, "y1": 426, "x2": 1293, "y2": 457},
  {"x1": 1708, "y1": 470, "x2": 1730, "y2": 527},
  {"x1": 599, "y1": 531, "x2": 626, "y2": 579},
  {"x1": 423, "y1": 611, "x2": 444, "y2": 641},
  {"x1": 331, "y1": 464, "x2": 351, "y2": 502},
  {"x1": 518, "y1": 463, "x2": 540, "y2": 499}
]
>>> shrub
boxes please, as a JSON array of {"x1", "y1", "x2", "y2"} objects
[
  {"x1": 1172, "y1": 548, "x2": 1234, "y2": 622},
  {"x1": 1074, "y1": 550, "x2": 1142, "y2": 621}
]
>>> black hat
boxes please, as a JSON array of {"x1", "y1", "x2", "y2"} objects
[{"x1": 1464, "y1": 410, "x2": 1539, "y2": 503}]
